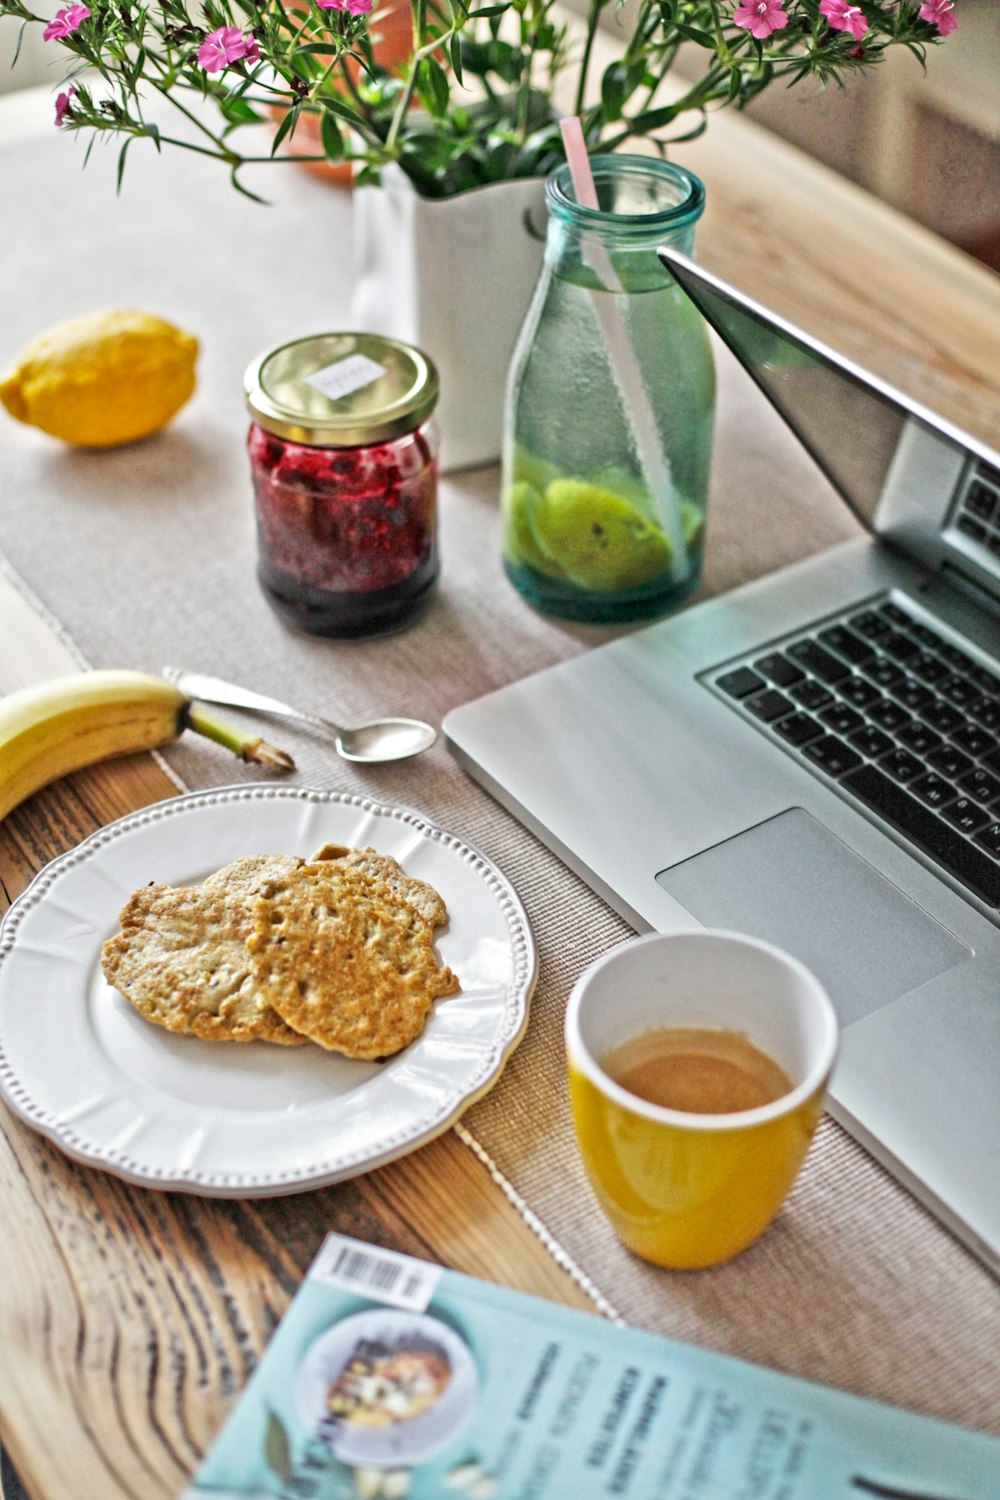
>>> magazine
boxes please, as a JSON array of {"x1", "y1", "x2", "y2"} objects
[{"x1": 181, "y1": 1234, "x2": 1000, "y2": 1500}]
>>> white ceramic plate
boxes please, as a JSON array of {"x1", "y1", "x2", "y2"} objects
[
  {"x1": 296, "y1": 1309, "x2": 478, "y2": 1467},
  {"x1": 0, "y1": 785, "x2": 535, "y2": 1196}
]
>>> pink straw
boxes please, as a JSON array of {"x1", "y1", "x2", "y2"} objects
[
  {"x1": 554, "y1": 116, "x2": 688, "y2": 580},
  {"x1": 559, "y1": 116, "x2": 600, "y2": 211}
]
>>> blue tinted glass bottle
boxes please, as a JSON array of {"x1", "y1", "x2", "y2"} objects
[{"x1": 501, "y1": 156, "x2": 715, "y2": 622}]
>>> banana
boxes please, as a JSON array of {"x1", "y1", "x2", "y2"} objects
[{"x1": 0, "y1": 670, "x2": 294, "y2": 824}]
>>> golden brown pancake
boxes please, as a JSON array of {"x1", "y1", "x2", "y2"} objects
[
  {"x1": 101, "y1": 879, "x2": 307, "y2": 1045},
  {"x1": 312, "y1": 843, "x2": 448, "y2": 928},
  {"x1": 249, "y1": 863, "x2": 459, "y2": 1059}
]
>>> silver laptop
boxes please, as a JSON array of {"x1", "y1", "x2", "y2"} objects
[{"x1": 444, "y1": 250, "x2": 1000, "y2": 1276}]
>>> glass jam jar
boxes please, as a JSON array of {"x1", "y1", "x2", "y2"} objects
[{"x1": 244, "y1": 332, "x2": 440, "y2": 638}]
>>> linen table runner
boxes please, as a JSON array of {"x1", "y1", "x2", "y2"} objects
[{"x1": 2, "y1": 129, "x2": 998, "y2": 1438}]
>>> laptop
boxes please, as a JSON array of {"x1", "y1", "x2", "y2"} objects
[{"x1": 444, "y1": 249, "x2": 1000, "y2": 1276}]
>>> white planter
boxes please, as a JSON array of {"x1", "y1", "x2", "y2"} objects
[{"x1": 351, "y1": 167, "x2": 547, "y2": 471}]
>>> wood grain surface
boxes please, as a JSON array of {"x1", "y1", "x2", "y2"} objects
[
  {"x1": 3, "y1": 23, "x2": 1000, "y2": 1500},
  {"x1": 670, "y1": 89, "x2": 1000, "y2": 450},
  {"x1": 677, "y1": 104, "x2": 1000, "y2": 444},
  {"x1": 0, "y1": 755, "x2": 599, "y2": 1500}
]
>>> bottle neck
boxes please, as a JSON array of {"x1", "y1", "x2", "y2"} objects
[
  {"x1": 544, "y1": 156, "x2": 704, "y2": 293},
  {"x1": 545, "y1": 216, "x2": 698, "y2": 292}
]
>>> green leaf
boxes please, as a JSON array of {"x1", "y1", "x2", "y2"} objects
[
  {"x1": 449, "y1": 32, "x2": 464, "y2": 88},
  {"x1": 270, "y1": 104, "x2": 300, "y2": 155},
  {"x1": 513, "y1": 118, "x2": 562, "y2": 175},
  {"x1": 480, "y1": 131, "x2": 517, "y2": 181},
  {"x1": 666, "y1": 112, "x2": 708, "y2": 144},
  {"x1": 230, "y1": 165, "x2": 269, "y2": 202},
  {"x1": 600, "y1": 60, "x2": 629, "y2": 121},
  {"x1": 422, "y1": 56, "x2": 450, "y2": 116},
  {"x1": 629, "y1": 101, "x2": 680, "y2": 132},
  {"x1": 219, "y1": 95, "x2": 264, "y2": 126},
  {"x1": 264, "y1": 1412, "x2": 292, "y2": 1483},
  {"x1": 317, "y1": 93, "x2": 366, "y2": 128},
  {"x1": 115, "y1": 136, "x2": 132, "y2": 193},
  {"x1": 669, "y1": 20, "x2": 716, "y2": 47},
  {"x1": 490, "y1": 39, "x2": 523, "y2": 84},
  {"x1": 457, "y1": 37, "x2": 491, "y2": 75},
  {"x1": 127, "y1": 44, "x2": 146, "y2": 88},
  {"x1": 318, "y1": 108, "x2": 344, "y2": 160},
  {"x1": 287, "y1": 49, "x2": 320, "y2": 78},
  {"x1": 12, "y1": 17, "x2": 28, "y2": 67},
  {"x1": 291, "y1": 40, "x2": 347, "y2": 57}
]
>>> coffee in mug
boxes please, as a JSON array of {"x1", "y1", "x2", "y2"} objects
[{"x1": 604, "y1": 1026, "x2": 793, "y2": 1115}]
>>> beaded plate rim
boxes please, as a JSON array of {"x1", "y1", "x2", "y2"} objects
[{"x1": 0, "y1": 784, "x2": 536, "y2": 1196}]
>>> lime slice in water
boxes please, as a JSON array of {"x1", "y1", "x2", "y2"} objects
[
  {"x1": 504, "y1": 481, "x2": 565, "y2": 578},
  {"x1": 537, "y1": 479, "x2": 673, "y2": 591}
]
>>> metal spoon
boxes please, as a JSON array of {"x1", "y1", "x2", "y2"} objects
[{"x1": 163, "y1": 668, "x2": 437, "y2": 764}]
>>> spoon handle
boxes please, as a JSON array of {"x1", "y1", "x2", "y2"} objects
[{"x1": 162, "y1": 669, "x2": 342, "y2": 739}]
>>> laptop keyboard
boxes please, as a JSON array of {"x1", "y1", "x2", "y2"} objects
[{"x1": 712, "y1": 598, "x2": 1000, "y2": 909}]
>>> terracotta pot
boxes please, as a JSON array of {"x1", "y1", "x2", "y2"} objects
[{"x1": 273, "y1": 0, "x2": 413, "y2": 185}]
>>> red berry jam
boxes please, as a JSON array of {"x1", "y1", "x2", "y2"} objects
[
  {"x1": 244, "y1": 332, "x2": 440, "y2": 638},
  {"x1": 249, "y1": 421, "x2": 439, "y2": 637}
]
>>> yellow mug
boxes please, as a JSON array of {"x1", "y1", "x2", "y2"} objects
[{"x1": 565, "y1": 930, "x2": 838, "y2": 1270}]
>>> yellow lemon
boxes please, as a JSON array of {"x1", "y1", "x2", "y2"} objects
[
  {"x1": 538, "y1": 479, "x2": 673, "y2": 591},
  {"x1": 0, "y1": 310, "x2": 198, "y2": 447}
]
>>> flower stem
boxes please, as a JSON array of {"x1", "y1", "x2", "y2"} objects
[
  {"x1": 385, "y1": 26, "x2": 457, "y2": 152},
  {"x1": 150, "y1": 78, "x2": 233, "y2": 153},
  {"x1": 574, "y1": 0, "x2": 602, "y2": 117}
]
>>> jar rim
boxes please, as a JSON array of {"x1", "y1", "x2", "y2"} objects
[
  {"x1": 244, "y1": 331, "x2": 439, "y2": 446},
  {"x1": 546, "y1": 155, "x2": 705, "y2": 236}
]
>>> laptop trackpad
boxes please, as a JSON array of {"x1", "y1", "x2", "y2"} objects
[{"x1": 656, "y1": 808, "x2": 971, "y2": 1026}]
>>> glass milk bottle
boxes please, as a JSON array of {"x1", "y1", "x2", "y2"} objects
[{"x1": 501, "y1": 157, "x2": 715, "y2": 622}]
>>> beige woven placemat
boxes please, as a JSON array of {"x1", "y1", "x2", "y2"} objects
[{"x1": 2, "y1": 129, "x2": 998, "y2": 1438}]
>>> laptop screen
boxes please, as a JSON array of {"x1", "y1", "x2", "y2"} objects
[{"x1": 658, "y1": 250, "x2": 969, "y2": 536}]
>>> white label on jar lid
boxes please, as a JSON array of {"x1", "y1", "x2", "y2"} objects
[{"x1": 304, "y1": 353, "x2": 387, "y2": 402}]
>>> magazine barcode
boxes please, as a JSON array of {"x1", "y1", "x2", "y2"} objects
[
  {"x1": 333, "y1": 1245, "x2": 415, "y2": 1297},
  {"x1": 310, "y1": 1234, "x2": 441, "y2": 1311}
]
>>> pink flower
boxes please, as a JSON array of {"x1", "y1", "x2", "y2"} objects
[
  {"x1": 317, "y1": 0, "x2": 372, "y2": 11},
  {"x1": 919, "y1": 0, "x2": 957, "y2": 35},
  {"x1": 732, "y1": 0, "x2": 789, "y2": 40},
  {"x1": 54, "y1": 86, "x2": 77, "y2": 126},
  {"x1": 819, "y1": 0, "x2": 869, "y2": 39},
  {"x1": 42, "y1": 4, "x2": 90, "y2": 41},
  {"x1": 196, "y1": 25, "x2": 259, "y2": 73}
]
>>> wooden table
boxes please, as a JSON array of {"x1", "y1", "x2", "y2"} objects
[{"x1": 2, "y1": 48, "x2": 1000, "y2": 1500}]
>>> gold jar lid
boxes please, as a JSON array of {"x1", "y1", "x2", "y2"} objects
[{"x1": 244, "y1": 332, "x2": 439, "y2": 446}]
